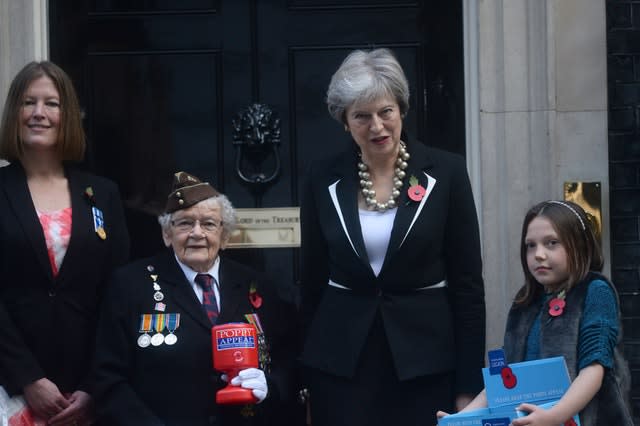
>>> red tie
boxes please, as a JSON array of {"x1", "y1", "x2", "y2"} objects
[{"x1": 195, "y1": 273, "x2": 219, "y2": 325}]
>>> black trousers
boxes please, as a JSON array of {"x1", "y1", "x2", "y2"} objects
[{"x1": 308, "y1": 314, "x2": 454, "y2": 426}]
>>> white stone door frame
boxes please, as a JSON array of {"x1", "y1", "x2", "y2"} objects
[{"x1": 463, "y1": 0, "x2": 609, "y2": 350}]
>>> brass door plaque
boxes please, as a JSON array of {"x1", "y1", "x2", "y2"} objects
[
  {"x1": 563, "y1": 182, "x2": 602, "y2": 243},
  {"x1": 227, "y1": 207, "x2": 300, "y2": 249}
]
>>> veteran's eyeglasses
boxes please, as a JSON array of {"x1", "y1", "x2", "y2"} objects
[{"x1": 171, "y1": 218, "x2": 222, "y2": 233}]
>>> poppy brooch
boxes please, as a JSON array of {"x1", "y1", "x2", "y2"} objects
[
  {"x1": 249, "y1": 282, "x2": 263, "y2": 309},
  {"x1": 548, "y1": 290, "x2": 566, "y2": 317},
  {"x1": 407, "y1": 175, "x2": 426, "y2": 202}
]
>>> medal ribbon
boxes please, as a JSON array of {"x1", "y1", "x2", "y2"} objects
[
  {"x1": 244, "y1": 313, "x2": 264, "y2": 334},
  {"x1": 139, "y1": 314, "x2": 153, "y2": 333},
  {"x1": 166, "y1": 313, "x2": 180, "y2": 332},
  {"x1": 153, "y1": 313, "x2": 166, "y2": 333}
]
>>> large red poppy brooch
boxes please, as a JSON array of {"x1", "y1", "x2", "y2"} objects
[
  {"x1": 501, "y1": 366, "x2": 517, "y2": 389},
  {"x1": 249, "y1": 282, "x2": 263, "y2": 309},
  {"x1": 407, "y1": 175, "x2": 426, "y2": 202},
  {"x1": 548, "y1": 290, "x2": 566, "y2": 317}
]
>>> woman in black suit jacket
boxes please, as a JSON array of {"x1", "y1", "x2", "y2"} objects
[
  {"x1": 0, "y1": 61, "x2": 130, "y2": 425},
  {"x1": 299, "y1": 48, "x2": 486, "y2": 426}
]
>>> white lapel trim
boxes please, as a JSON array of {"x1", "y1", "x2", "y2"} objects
[
  {"x1": 328, "y1": 179, "x2": 359, "y2": 257},
  {"x1": 399, "y1": 171, "x2": 437, "y2": 248}
]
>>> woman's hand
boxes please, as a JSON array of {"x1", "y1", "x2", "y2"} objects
[
  {"x1": 23, "y1": 378, "x2": 70, "y2": 420},
  {"x1": 230, "y1": 368, "x2": 269, "y2": 403},
  {"x1": 48, "y1": 390, "x2": 95, "y2": 426}
]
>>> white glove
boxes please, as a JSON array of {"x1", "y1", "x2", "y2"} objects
[{"x1": 230, "y1": 368, "x2": 268, "y2": 403}]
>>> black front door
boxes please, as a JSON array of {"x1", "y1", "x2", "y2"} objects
[{"x1": 48, "y1": 0, "x2": 464, "y2": 303}]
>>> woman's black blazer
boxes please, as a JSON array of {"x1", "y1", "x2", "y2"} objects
[
  {"x1": 0, "y1": 162, "x2": 129, "y2": 395},
  {"x1": 300, "y1": 138, "x2": 486, "y2": 394}
]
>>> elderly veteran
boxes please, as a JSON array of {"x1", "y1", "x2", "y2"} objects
[{"x1": 93, "y1": 171, "x2": 298, "y2": 426}]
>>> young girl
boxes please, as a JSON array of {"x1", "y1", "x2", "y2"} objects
[{"x1": 438, "y1": 200, "x2": 633, "y2": 426}]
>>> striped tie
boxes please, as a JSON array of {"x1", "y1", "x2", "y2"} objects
[{"x1": 195, "y1": 273, "x2": 219, "y2": 325}]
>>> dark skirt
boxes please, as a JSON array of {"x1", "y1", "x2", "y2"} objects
[{"x1": 308, "y1": 313, "x2": 454, "y2": 426}]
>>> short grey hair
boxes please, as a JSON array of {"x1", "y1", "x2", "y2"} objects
[
  {"x1": 326, "y1": 48, "x2": 410, "y2": 123},
  {"x1": 158, "y1": 195, "x2": 237, "y2": 240}
]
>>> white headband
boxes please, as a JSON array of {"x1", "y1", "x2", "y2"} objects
[{"x1": 546, "y1": 200, "x2": 586, "y2": 231}]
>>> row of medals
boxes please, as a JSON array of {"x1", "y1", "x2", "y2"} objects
[{"x1": 137, "y1": 265, "x2": 178, "y2": 348}]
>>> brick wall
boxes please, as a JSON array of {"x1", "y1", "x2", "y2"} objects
[{"x1": 606, "y1": 0, "x2": 640, "y2": 421}]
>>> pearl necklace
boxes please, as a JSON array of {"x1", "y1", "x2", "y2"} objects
[{"x1": 357, "y1": 141, "x2": 410, "y2": 212}]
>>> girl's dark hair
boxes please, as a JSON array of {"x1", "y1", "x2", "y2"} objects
[
  {"x1": 0, "y1": 61, "x2": 85, "y2": 162},
  {"x1": 514, "y1": 200, "x2": 603, "y2": 306}
]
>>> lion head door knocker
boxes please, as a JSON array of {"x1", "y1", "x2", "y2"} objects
[{"x1": 232, "y1": 103, "x2": 281, "y2": 204}]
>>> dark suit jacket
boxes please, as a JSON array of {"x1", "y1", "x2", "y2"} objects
[
  {"x1": 94, "y1": 250, "x2": 298, "y2": 426},
  {"x1": 0, "y1": 162, "x2": 130, "y2": 395},
  {"x1": 300, "y1": 138, "x2": 486, "y2": 393}
]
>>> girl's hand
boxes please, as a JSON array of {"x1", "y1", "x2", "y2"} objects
[
  {"x1": 511, "y1": 403, "x2": 559, "y2": 426},
  {"x1": 512, "y1": 363, "x2": 603, "y2": 426}
]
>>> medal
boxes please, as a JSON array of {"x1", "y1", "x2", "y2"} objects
[
  {"x1": 138, "y1": 314, "x2": 153, "y2": 348},
  {"x1": 245, "y1": 313, "x2": 270, "y2": 372},
  {"x1": 240, "y1": 405, "x2": 255, "y2": 418},
  {"x1": 145, "y1": 268, "x2": 171, "y2": 345},
  {"x1": 92, "y1": 206, "x2": 107, "y2": 240},
  {"x1": 150, "y1": 313, "x2": 165, "y2": 346},
  {"x1": 151, "y1": 333, "x2": 165, "y2": 346},
  {"x1": 165, "y1": 313, "x2": 180, "y2": 346},
  {"x1": 96, "y1": 227, "x2": 106, "y2": 240},
  {"x1": 137, "y1": 334, "x2": 151, "y2": 348}
]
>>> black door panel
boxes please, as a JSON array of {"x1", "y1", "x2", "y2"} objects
[{"x1": 49, "y1": 0, "x2": 464, "y2": 305}]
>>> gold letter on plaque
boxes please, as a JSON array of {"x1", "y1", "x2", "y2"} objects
[{"x1": 563, "y1": 182, "x2": 602, "y2": 244}]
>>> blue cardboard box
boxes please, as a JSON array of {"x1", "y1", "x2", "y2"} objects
[
  {"x1": 438, "y1": 354, "x2": 581, "y2": 426},
  {"x1": 482, "y1": 356, "x2": 571, "y2": 408},
  {"x1": 437, "y1": 406, "x2": 516, "y2": 426}
]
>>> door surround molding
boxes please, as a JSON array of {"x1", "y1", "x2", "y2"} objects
[
  {"x1": 0, "y1": 0, "x2": 48, "y2": 105},
  {"x1": 463, "y1": 0, "x2": 609, "y2": 350}
]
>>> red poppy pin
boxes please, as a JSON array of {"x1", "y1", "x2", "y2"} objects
[
  {"x1": 249, "y1": 282, "x2": 263, "y2": 309},
  {"x1": 564, "y1": 419, "x2": 578, "y2": 426},
  {"x1": 407, "y1": 176, "x2": 426, "y2": 202},
  {"x1": 500, "y1": 366, "x2": 517, "y2": 389},
  {"x1": 548, "y1": 290, "x2": 566, "y2": 317}
]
